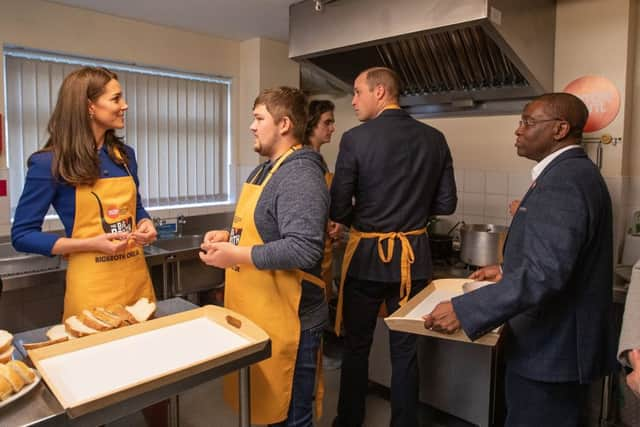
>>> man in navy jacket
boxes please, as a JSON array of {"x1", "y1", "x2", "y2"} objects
[{"x1": 424, "y1": 93, "x2": 617, "y2": 426}]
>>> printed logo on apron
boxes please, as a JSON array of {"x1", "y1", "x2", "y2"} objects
[
  {"x1": 91, "y1": 191, "x2": 133, "y2": 234},
  {"x1": 229, "y1": 226, "x2": 243, "y2": 271}
]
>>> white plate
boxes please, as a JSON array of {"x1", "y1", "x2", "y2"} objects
[{"x1": 0, "y1": 367, "x2": 41, "y2": 408}]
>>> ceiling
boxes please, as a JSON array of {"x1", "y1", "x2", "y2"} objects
[{"x1": 47, "y1": 0, "x2": 302, "y2": 42}]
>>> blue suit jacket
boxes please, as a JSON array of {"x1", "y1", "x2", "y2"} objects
[{"x1": 453, "y1": 147, "x2": 617, "y2": 383}]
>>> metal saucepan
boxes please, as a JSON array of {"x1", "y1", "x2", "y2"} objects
[{"x1": 459, "y1": 224, "x2": 508, "y2": 267}]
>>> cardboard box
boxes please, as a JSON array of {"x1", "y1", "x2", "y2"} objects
[
  {"x1": 385, "y1": 278, "x2": 502, "y2": 346},
  {"x1": 29, "y1": 305, "x2": 270, "y2": 418}
]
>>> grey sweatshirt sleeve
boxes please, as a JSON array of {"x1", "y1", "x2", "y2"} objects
[{"x1": 251, "y1": 158, "x2": 329, "y2": 270}]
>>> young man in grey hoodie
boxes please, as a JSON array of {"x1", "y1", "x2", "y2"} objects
[{"x1": 200, "y1": 86, "x2": 329, "y2": 427}]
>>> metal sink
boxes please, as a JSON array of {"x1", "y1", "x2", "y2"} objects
[
  {"x1": 151, "y1": 235, "x2": 204, "y2": 253},
  {"x1": 0, "y1": 243, "x2": 61, "y2": 276}
]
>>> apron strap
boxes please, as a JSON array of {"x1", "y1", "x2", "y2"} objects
[{"x1": 334, "y1": 227, "x2": 426, "y2": 336}]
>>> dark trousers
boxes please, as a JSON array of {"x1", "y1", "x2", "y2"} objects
[
  {"x1": 270, "y1": 324, "x2": 323, "y2": 427},
  {"x1": 505, "y1": 369, "x2": 590, "y2": 427},
  {"x1": 336, "y1": 277, "x2": 425, "y2": 427}
]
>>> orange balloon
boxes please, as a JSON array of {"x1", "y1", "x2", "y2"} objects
[{"x1": 563, "y1": 76, "x2": 620, "y2": 133}]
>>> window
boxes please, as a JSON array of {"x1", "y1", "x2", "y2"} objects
[{"x1": 3, "y1": 47, "x2": 232, "y2": 217}]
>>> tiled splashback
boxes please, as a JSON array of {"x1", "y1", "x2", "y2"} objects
[
  {"x1": 439, "y1": 168, "x2": 532, "y2": 227},
  {"x1": 438, "y1": 168, "x2": 634, "y2": 265}
]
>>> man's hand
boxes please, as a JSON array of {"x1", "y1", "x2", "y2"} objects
[
  {"x1": 199, "y1": 242, "x2": 251, "y2": 269},
  {"x1": 508, "y1": 199, "x2": 521, "y2": 217},
  {"x1": 422, "y1": 301, "x2": 460, "y2": 334},
  {"x1": 131, "y1": 219, "x2": 157, "y2": 247},
  {"x1": 469, "y1": 264, "x2": 503, "y2": 281},
  {"x1": 327, "y1": 221, "x2": 343, "y2": 241},
  {"x1": 627, "y1": 349, "x2": 640, "y2": 398},
  {"x1": 203, "y1": 229, "x2": 230, "y2": 246}
]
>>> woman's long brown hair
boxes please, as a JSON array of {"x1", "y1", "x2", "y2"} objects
[{"x1": 34, "y1": 66, "x2": 129, "y2": 186}]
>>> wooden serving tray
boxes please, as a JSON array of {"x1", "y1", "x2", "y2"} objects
[
  {"x1": 385, "y1": 278, "x2": 502, "y2": 347},
  {"x1": 28, "y1": 305, "x2": 269, "y2": 418}
]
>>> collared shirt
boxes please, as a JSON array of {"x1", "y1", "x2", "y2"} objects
[{"x1": 531, "y1": 145, "x2": 581, "y2": 181}]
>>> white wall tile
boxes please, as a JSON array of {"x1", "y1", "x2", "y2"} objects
[
  {"x1": 462, "y1": 214, "x2": 485, "y2": 225},
  {"x1": 508, "y1": 173, "x2": 531, "y2": 197},
  {"x1": 454, "y1": 168, "x2": 464, "y2": 192},
  {"x1": 463, "y1": 170, "x2": 485, "y2": 193},
  {"x1": 485, "y1": 171, "x2": 508, "y2": 195},
  {"x1": 462, "y1": 193, "x2": 484, "y2": 215},
  {"x1": 485, "y1": 194, "x2": 509, "y2": 218},
  {"x1": 627, "y1": 176, "x2": 640, "y2": 206},
  {"x1": 485, "y1": 216, "x2": 508, "y2": 226}
]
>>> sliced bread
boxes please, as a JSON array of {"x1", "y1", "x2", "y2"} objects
[
  {"x1": 0, "y1": 330, "x2": 13, "y2": 354},
  {"x1": 23, "y1": 336, "x2": 69, "y2": 351},
  {"x1": 105, "y1": 304, "x2": 138, "y2": 325},
  {"x1": 0, "y1": 375, "x2": 12, "y2": 401},
  {"x1": 46, "y1": 324, "x2": 73, "y2": 341},
  {"x1": 126, "y1": 298, "x2": 157, "y2": 323},
  {"x1": 92, "y1": 307, "x2": 123, "y2": 328},
  {"x1": 7, "y1": 360, "x2": 36, "y2": 384},
  {"x1": 64, "y1": 316, "x2": 99, "y2": 338},
  {"x1": 79, "y1": 310, "x2": 113, "y2": 331},
  {"x1": 0, "y1": 346, "x2": 13, "y2": 364},
  {"x1": 0, "y1": 363, "x2": 24, "y2": 392}
]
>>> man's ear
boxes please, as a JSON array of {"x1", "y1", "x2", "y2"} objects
[
  {"x1": 554, "y1": 121, "x2": 571, "y2": 140},
  {"x1": 374, "y1": 84, "x2": 386, "y2": 101},
  {"x1": 279, "y1": 116, "x2": 292, "y2": 135}
]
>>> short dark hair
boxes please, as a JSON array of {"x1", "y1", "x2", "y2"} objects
[
  {"x1": 362, "y1": 67, "x2": 401, "y2": 101},
  {"x1": 304, "y1": 99, "x2": 335, "y2": 144},
  {"x1": 254, "y1": 87, "x2": 308, "y2": 142},
  {"x1": 533, "y1": 93, "x2": 589, "y2": 140}
]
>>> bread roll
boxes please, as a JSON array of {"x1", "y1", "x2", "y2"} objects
[
  {"x1": 0, "y1": 330, "x2": 13, "y2": 354},
  {"x1": 0, "y1": 346, "x2": 13, "y2": 364},
  {"x1": 0, "y1": 363, "x2": 24, "y2": 392},
  {"x1": 0, "y1": 375, "x2": 12, "y2": 401},
  {"x1": 64, "y1": 316, "x2": 99, "y2": 338},
  {"x1": 7, "y1": 360, "x2": 36, "y2": 384},
  {"x1": 126, "y1": 298, "x2": 157, "y2": 322}
]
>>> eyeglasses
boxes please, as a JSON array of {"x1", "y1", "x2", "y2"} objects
[{"x1": 518, "y1": 117, "x2": 565, "y2": 128}]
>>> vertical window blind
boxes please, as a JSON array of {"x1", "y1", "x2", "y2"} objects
[{"x1": 3, "y1": 48, "x2": 232, "y2": 217}]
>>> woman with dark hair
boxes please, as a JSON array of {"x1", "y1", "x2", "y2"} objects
[
  {"x1": 305, "y1": 99, "x2": 342, "y2": 299},
  {"x1": 11, "y1": 66, "x2": 157, "y2": 320}
]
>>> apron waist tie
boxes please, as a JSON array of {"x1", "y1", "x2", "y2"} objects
[{"x1": 334, "y1": 227, "x2": 426, "y2": 336}]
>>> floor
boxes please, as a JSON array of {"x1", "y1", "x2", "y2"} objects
[{"x1": 108, "y1": 354, "x2": 396, "y2": 427}]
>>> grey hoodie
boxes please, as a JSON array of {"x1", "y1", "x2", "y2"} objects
[{"x1": 248, "y1": 146, "x2": 329, "y2": 330}]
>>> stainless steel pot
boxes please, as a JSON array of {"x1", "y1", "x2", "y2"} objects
[{"x1": 459, "y1": 224, "x2": 508, "y2": 267}]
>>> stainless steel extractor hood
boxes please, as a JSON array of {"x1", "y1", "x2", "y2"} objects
[{"x1": 290, "y1": 0, "x2": 556, "y2": 117}]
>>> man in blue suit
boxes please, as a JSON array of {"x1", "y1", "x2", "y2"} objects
[{"x1": 423, "y1": 93, "x2": 617, "y2": 426}]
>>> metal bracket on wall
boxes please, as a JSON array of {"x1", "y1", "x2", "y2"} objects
[{"x1": 581, "y1": 134, "x2": 622, "y2": 170}]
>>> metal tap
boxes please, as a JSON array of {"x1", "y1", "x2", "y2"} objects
[{"x1": 177, "y1": 215, "x2": 187, "y2": 238}]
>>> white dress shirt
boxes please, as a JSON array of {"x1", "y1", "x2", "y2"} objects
[{"x1": 531, "y1": 145, "x2": 582, "y2": 181}]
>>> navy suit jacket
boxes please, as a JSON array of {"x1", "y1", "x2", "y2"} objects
[
  {"x1": 453, "y1": 147, "x2": 617, "y2": 383},
  {"x1": 330, "y1": 108, "x2": 457, "y2": 283}
]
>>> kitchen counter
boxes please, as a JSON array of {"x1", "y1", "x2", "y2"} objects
[{"x1": 0, "y1": 297, "x2": 268, "y2": 427}]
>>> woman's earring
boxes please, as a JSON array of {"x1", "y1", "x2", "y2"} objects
[{"x1": 89, "y1": 111, "x2": 94, "y2": 119}]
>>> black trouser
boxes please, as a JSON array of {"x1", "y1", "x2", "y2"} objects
[
  {"x1": 336, "y1": 277, "x2": 425, "y2": 427},
  {"x1": 505, "y1": 368, "x2": 590, "y2": 427}
]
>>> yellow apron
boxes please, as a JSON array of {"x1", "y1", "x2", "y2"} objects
[
  {"x1": 321, "y1": 171, "x2": 334, "y2": 301},
  {"x1": 223, "y1": 146, "x2": 325, "y2": 424},
  {"x1": 334, "y1": 227, "x2": 426, "y2": 335},
  {"x1": 63, "y1": 156, "x2": 155, "y2": 320}
]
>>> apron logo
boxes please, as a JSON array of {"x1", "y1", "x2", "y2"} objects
[
  {"x1": 230, "y1": 227, "x2": 242, "y2": 246},
  {"x1": 106, "y1": 206, "x2": 120, "y2": 219},
  {"x1": 91, "y1": 192, "x2": 133, "y2": 234}
]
